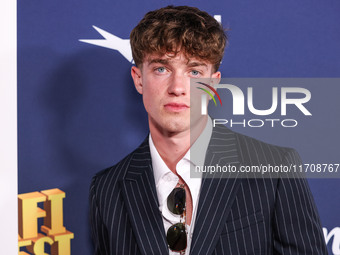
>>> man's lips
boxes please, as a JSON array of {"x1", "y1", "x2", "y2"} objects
[{"x1": 164, "y1": 103, "x2": 189, "y2": 112}]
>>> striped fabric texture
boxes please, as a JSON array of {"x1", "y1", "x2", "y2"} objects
[{"x1": 90, "y1": 125, "x2": 328, "y2": 255}]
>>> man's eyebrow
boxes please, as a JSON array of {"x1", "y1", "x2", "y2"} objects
[
  {"x1": 147, "y1": 58, "x2": 208, "y2": 68},
  {"x1": 187, "y1": 61, "x2": 208, "y2": 68},
  {"x1": 147, "y1": 58, "x2": 169, "y2": 66}
]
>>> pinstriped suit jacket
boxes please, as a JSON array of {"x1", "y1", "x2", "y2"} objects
[{"x1": 90, "y1": 125, "x2": 328, "y2": 255}]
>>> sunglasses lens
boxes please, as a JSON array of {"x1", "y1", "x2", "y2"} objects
[
  {"x1": 166, "y1": 223, "x2": 187, "y2": 251},
  {"x1": 167, "y1": 187, "x2": 186, "y2": 215}
]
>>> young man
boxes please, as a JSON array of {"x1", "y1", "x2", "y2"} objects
[{"x1": 90, "y1": 6, "x2": 327, "y2": 255}]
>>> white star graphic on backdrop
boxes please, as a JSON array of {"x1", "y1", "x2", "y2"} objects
[{"x1": 79, "y1": 26, "x2": 134, "y2": 63}]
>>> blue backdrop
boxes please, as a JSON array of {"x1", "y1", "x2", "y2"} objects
[{"x1": 18, "y1": 0, "x2": 340, "y2": 254}]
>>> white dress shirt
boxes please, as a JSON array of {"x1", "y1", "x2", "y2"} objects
[{"x1": 149, "y1": 117, "x2": 213, "y2": 255}]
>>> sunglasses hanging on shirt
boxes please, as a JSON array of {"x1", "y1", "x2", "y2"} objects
[{"x1": 166, "y1": 184, "x2": 187, "y2": 253}]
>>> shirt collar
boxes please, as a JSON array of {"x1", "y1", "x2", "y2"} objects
[
  {"x1": 149, "y1": 134, "x2": 171, "y2": 187},
  {"x1": 149, "y1": 116, "x2": 213, "y2": 184}
]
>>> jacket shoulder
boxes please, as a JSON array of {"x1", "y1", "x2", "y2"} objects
[{"x1": 91, "y1": 137, "x2": 151, "y2": 192}]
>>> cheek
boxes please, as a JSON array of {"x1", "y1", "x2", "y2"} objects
[
  {"x1": 190, "y1": 90, "x2": 204, "y2": 105},
  {"x1": 143, "y1": 86, "x2": 159, "y2": 101},
  {"x1": 190, "y1": 90, "x2": 207, "y2": 116},
  {"x1": 142, "y1": 88, "x2": 160, "y2": 113},
  {"x1": 141, "y1": 76, "x2": 167, "y2": 112}
]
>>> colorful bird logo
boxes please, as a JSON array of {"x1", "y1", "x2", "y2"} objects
[{"x1": 196, "y1": 82, "x2": 222, "y2": 106}]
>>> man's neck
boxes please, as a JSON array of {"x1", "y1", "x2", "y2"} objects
[{"x1": 149, "y1": 117, "x2": 207, "y2": 173}]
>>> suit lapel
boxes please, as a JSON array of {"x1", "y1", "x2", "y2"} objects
[
  {"x1": 190, "y1": 126, "x2": 243, "y2": 255},
  {"x1": 120, "y1": 139, "x2": 168, "y2": 255}
]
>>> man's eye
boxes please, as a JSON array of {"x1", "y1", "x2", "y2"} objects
[
  {"x1": 156, "y1": 67, "x2": 166, "y2": 73},
  {"x1": 191, "y1": 70, "x2": 200, "y2": 76}
]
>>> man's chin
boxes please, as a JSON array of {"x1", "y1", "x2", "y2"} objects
[
  {"x1": 160, "y1": 115, "x2": 207, "y2": 134},
  {"x1": 163, "y1": 122, "x2": 190, "y2": 135}
]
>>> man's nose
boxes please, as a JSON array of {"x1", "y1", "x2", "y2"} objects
[{"x1": 167, "y1": 73, "x2": 188, "y2": 96}]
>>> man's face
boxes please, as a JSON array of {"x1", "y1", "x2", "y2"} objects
[{"x1": 131, "y1": 52, "x2": 220, "y2": 135}]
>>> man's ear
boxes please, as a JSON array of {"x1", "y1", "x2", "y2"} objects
[
  {"x1": 211, "y1": 71, "x2": 221, "y2": 84},
  {"x1": 131, "y1": 66, "x2": 143, "y2": 95},
  {"x1": 207, "y1": 71, "x2": 221, "y2": 95}
]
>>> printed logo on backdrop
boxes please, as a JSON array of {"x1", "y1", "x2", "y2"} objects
[
  {"x1": 323, "y1": 227, "x2": 340, "y2": 255},
  {"x1": 18, "y1": 189, "x2": 73, "y2": 255}
]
